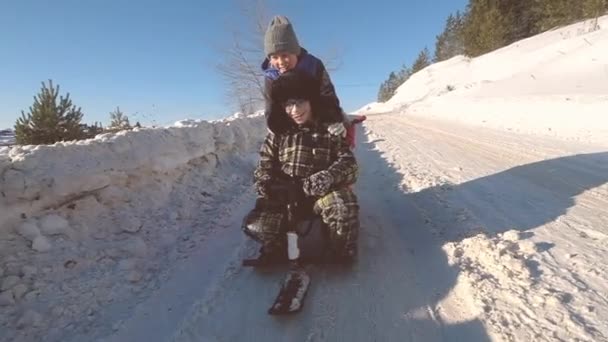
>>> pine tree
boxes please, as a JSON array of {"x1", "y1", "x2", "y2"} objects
[
  {"x1": 396, "y1": 65, "x2": 412, "y2": 85},
  {"x1": 462, "y1": 0, "x2": 509, "y2": 57},
  {"x1": 134, "y1": 121, "x2": 142, "y2": 128},
  {"x1": 377, "y1": 64, "x2": 413, "y2": 102},
  {"x1": 499, "y1": 0, "x2": 543, "y2": 42},
  {"x1": 435, "y1": 12, "x2": 466, "y2": 62},
  {"x1": 14, "y1": 80, "x2": 85, "y2": 145},
  {"x1": 377, "y1": 81, "x2": 389, "y2": 102},
  {"x1": 537, "y1": 0, "x2": 583, "y2": 31},
  {"x1": 434, "y1": 19, "x2": 449, "y2": 63},
  {"x1": 583, "y1": 0, "x2": 607, "y2": 30},
  {"x1": 108, "y1": 107, "x2": 131, "y2": 131},
  {"x1": 411, "y1": 47, "x2": 431, "y2": 74},
  {"x1": 377, "y1": 72, "x2": 397, "y2": 102},
  {"x1": 82, "y1": 122, "x2": 104, "y2": 139}
]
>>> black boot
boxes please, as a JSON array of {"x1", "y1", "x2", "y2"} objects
[{"x1": 257, "y1": 245, "x2": 287, "y2": 263}]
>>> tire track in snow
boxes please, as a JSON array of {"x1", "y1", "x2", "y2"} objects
[{"x1": 362, "y1": 112, "x2": 608, "y2": 341}]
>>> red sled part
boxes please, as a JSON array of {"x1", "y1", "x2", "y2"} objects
[{"x1": 346, "y1": 115, "x2": 367, "y2": 149}]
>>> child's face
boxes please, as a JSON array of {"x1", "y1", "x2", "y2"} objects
[
  {"x1": 284, "y1": 99, "x2": 312, "y2": 125},
  {"x1": 269, "y1": 52, "x2": 298, "y2": 73}
]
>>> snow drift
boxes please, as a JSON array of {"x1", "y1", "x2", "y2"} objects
[
  {"x1": 0, "y1": 114, "x2": 264, "y2": 231},
  {"x1": 358, "y1": 16, "x2": 608, "y2": 145},
  {"x1": 0, "y1": 113, "x2": 266, "y2": 341},
  {"x1": 0, "y1": 130, "x2": 15, "y2": 147}
]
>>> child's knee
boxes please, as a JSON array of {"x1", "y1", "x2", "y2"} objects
[
  {"x1": 242, "y1": 210, "x2": 284, "y2": 242},
  {"x1": 316, "y1": 190, "x2": 359, "y2": 222}
]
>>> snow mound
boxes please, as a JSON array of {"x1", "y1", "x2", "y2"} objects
[
  {"x1": 0, "y1": 129, "x2": 15, "y2": 147},
  {"x1": 444, "y1": 231, "x2": 607, "y2": 342},
  {"x1": 358, "y1": 16, "x2": 608, "y2": 145},
  {"x1": 0, "y1": 114, "x2": 266, "y2": 341},
  {"x1": 0, "y1": 115, "x2": 265, "y2": 230}
]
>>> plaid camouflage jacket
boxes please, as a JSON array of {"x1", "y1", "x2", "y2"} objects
[{"x1": 254, "y1": 123, "x2": 357, "y2": 189}]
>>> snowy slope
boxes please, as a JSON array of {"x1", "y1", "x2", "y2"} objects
[{"x1": 358, "y1": 16, "x2": 608, "y2": 145}]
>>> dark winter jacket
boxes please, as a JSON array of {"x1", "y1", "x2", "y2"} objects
[
  {"x1": 262, "y1": 48, "x2": 344, "y2": 125},
  {"x1": 254, "y1": 122, "x2": 358, "y2": 192}
]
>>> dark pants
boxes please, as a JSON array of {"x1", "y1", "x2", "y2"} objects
[{"x1": 243, "y1": 188, "x2": 359, "y2": 257}]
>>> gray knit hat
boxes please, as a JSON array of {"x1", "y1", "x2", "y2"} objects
[{"x1": 264, "y1": 15, "x2": 301, "y2": 56}]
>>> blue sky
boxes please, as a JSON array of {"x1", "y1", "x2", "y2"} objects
[{"x1": 0, "y1": 0, "x2": 467, "y2": 128}]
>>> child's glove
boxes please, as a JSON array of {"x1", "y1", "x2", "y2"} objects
[
  {"x1": 303, "y1": 171, "x2": 334, "y2": 197},
  {"x1": 327, "y1": 122, "x2": 347, "y2": 138}
]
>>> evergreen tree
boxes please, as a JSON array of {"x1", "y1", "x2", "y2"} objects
[
  {"x1": 377, "y1": 72, "x2": 398, "y2": 102},
  {"x1": 411, "y1": 47, "x2": 431, "y2": 74},
  {"x1": 82, "y1": 122, "x2": 104, "y2": 139},
  {"x1": 462, "y1": 0, "x2": 508, "y2": 57},
  {"x1": 396, "y1": 65, "x2": 412, "y2": 85},
  {"x1": 108, "y1": 107, "x2": 131, "y2": 131},
  {"x1": 435, "y1": 12, "x2": 466, "y2": 62},
  {"x1": 499, "y1": 0, "x2": 543, "y2": 42},
  {"x1": 14, "y1": 80, "x2": 85, "y2": 145},
  {"x1": 583, "y1": 0, "x2": 607, "y2": 30},
  {"x1": 380, "y1": 64, "x2": 411, "y2": 102},
  {"x1": 537, "y1": 0, "x2": 583, "y2": 31},
  {"x1": 377, "y1": 81, "x2": 390, "y2": 102}
]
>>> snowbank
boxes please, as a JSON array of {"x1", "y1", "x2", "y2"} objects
[
  {"x1": 444, "y1": 230, "x2": 608, "y2": 341},
  {"x1": 0, "y1": 130, "x2": 15, "y2": 147},
  {"x1": 0, "y1": 113, "x2": 266, "y2": 341},
  {"x1": 363, "y1": 112, "x2": 608, "y2": 341},
  {"x1": 358, "y1": 16, "x2": 608, "y2": 145},
  {"x1": 0, "y1": 114, "x2": 265, "y2": 231}
]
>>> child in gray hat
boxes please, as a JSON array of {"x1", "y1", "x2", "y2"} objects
[{"x1": 261, "y1": 15, "x2": 357, "y2": 147}]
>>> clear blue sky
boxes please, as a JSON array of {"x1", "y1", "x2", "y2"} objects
[{"x1": 0, "y1": 0, "x2": 467, "y2": 129}]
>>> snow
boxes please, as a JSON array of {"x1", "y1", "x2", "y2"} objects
[
  {"x1": 1, "y1": 15, "x2": 608, "y2": 342},
  {"x1": 0, "y1": 113, "x2": 266, "y2": 341},
  {"x1": 349, "y1": 17, "x2": 608, "y2": 341},
  {"x1": 38, "y1": 214, "x2": 70, "y2": 236},
  {"x1": 16, "y1": 220, "x2": 41, "y2": 241},
  {"x1": 0, "y1": 129, "x2": 15, "y2": 147},
  {"x1": 361, "y1": 114, "x2": 607, "y2": 341},
  {"x1": 357, "y1": 16, "x2": 608, "y2": 145},
  {"x1": 0, "y1": 114, "x2": 265, "y2": 231}
]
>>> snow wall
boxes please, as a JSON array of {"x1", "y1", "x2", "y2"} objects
[{"x1": 0, "y1": 114, "x2": 266, "y2": 234}]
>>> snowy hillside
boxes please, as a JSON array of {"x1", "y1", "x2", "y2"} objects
[{"x1": 358, "y1": 16, "x2": 608, "y2": 145}]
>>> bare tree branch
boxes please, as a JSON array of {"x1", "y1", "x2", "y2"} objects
[{"x1": 215, "y1": 0, "x2": 343, "y2": 114}]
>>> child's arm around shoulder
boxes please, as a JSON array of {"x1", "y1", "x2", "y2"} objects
[
  {"x1": 315, "y1": 59, "x2": 345, "y2": 124},
  {"x1": 326, "y1": 134, "x2": 358, "y2": 186}
]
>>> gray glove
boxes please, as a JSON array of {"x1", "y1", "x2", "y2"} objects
[
  {"x1": 303, "y1": 171, "x2": 334, "y2": 197},
  {"x1": 327, "y1": 122, "x2": 347, "y2": 138}
]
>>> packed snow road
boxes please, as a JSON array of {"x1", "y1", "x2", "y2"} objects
[{"x1": 107, "y1": 112, "x2": 608, "y2": 342}]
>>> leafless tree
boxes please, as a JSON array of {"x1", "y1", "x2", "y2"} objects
[{"x1": 216, "y1": 0, "x2": 343, "y2": 114}]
